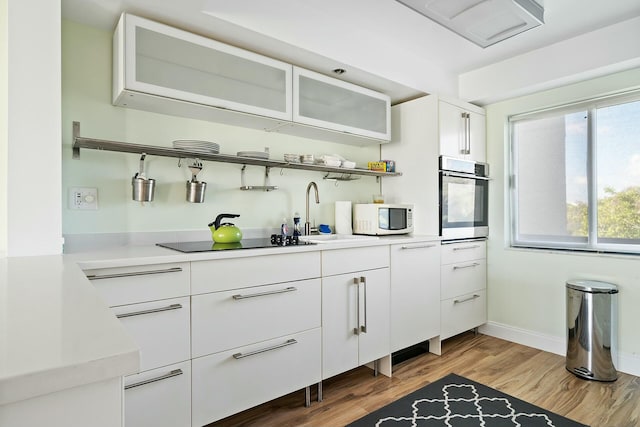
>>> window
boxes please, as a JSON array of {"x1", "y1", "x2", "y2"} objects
[{"x1": 510, "y1": 92, "x2": 640, "y2": 254}]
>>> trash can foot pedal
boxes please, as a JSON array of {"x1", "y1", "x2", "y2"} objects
[{"x1": 572, "y1": 367, "x2": 594, "y2": 378}]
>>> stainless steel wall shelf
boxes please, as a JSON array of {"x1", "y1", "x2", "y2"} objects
[{"x1": 71, "y1": 122, "x2": 402, "y2": 179}]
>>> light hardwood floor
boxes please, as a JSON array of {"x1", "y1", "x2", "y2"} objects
[{"x1": 209, "y1": 333, "x2": 640, "y2": 427}]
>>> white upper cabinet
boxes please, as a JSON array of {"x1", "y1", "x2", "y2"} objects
[
  {"x1": 439, "y1": 99, "x2": 486, "y2": 162},
  {"x1": 112, "y1": 14, "x2": 391, "y2": 145},
  {"x1": 293, "y1": 67, "x2": 391, "y2": 142},
  {"x1": 113, "y1": 13, "x2": 292, "y2": 122}
]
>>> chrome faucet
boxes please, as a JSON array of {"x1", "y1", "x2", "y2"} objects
[{"x1": 305, "y1": 181, "x2": 320, "y2": 235}]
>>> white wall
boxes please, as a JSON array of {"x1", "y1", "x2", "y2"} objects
[
  {"x1": 4, "y1": 0, "x2": 62, "y2": 257},
  {"x1": 0, "y1": 0, "x2": 8, "y2": 257},
  {"x1": 483, "y1": 67, "x2": 640, "y2": 375},
  {"x1": 61, "y1": 20, "x2": 381, "y2": 240}
]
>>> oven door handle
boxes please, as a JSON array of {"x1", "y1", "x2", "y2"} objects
[{"x1": 440, "y1": 171, "x2": 490, "y2": 180}]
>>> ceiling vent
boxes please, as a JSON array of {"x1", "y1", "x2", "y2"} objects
[{"x1": 395, "y1": 0, "x2": 544, "y2": 48}]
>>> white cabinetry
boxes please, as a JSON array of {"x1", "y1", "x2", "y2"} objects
[
  {"x1": 292, "y1": 67, "x2": 390, "y2": 142},
  {"x1": 389, "y1": 241, "x2": 440, "y2": 353},
  {"x1": 440, "y1": 241, "x2": 487, "y2": 340},
  {"x1": 113, "y1": 13, "x2": 390, "y2": 145},
  {"x1": 190, "y1": 252, "x2": 322, "y2": 426},
  {"x1": 113, "y1": 13, "x2": 292, "y2": 125},
  {"x1": 321, "y1": 247, "x2": 390, "y2": 380},
  {"x1": 84, "y1": 263, "x2": 192, "y2": 427},
  {"x1": 439, "y1": 99, "x2": 486, "y2": 162},
  {"x1": 123, "y1": 361, "x2": 191, "y2": 427},
  {"x1": 381, "y1": 96, "x2": 440, "y2": 235}
]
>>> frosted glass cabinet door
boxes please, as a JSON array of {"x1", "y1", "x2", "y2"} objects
[
  {"x1": 114, "y1": 14, "x2": 292, "y2": 120},
  {"x1": 293, "y1": 67, "x2": 391, "y2": 141}
]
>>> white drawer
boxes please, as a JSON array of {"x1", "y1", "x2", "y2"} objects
[
  {"x1": 191, "y1": 252, "x2": 320, "y2": 294},
  {"x1": 441, "y1": 260, "x2": 486, "y2": 300},
  {"x1": 441, "y1": 241, "x2": 486, "y2": 265},
  {"x1": 321, "y1": 246, "x2": 389, "y2": 276},
  {"x1": 85, "y1": 262, "x2": 190, "y2": 306},
  {"x1": 192, "y1": 278, "x2": 320, "y2": 358},
  {"x1": 440, "y1": 290, "x2": 486, "y2": 340},
  {"x1": 124, "y1": 360, "x2": 191, "y2": 427},
  {"x1": 113, "y1": 297, "x2": 190, "y2": 372},
  {"x1": 192, "y1": 328, "x2": 321, "y2": 427}
]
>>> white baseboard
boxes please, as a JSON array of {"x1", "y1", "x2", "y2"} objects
[{"x1": 479, "y1": 321, "x2": 640, "y2": 378}]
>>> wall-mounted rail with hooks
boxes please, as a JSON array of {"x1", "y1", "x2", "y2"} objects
[{"x1": 71, "y1": 121, "x2": 402, "y2": 179}]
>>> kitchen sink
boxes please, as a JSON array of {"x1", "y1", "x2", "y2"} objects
[{"x1": 298, "y1": 234, "x2": 380, "y2": 244}]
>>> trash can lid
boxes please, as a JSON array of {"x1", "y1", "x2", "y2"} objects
[{"x1": 566, "y1": 280, "x2": 619, "y2": 294}]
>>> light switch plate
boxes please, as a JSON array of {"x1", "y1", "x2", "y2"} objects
[{"x1": 69, "y1": 187, "x2": 98, "y2": 210}]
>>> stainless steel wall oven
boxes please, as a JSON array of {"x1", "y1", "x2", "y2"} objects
[{"x1": 439, "y1": 156, "x2": 489, "y2": 240}]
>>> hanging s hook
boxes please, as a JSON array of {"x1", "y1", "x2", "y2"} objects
[{"x1": 280, "y1": 168, "x2": 285, "y2": 176}]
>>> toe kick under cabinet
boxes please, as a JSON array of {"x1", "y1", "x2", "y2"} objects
[
  {"x1": 85, "y1": 262, "x2": 192, "y2": 427},
  {"x1": 440, "y1": 241, "x2": 487, "y2": 340},
  {"x1": 190, "y1": 252, "x2": 322, "y2": 427}
]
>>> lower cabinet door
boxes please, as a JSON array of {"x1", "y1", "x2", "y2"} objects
[
  {"x1": 322, "y1": 268, "x2": 390, "y2": 380},
  {"x1": 124, "y1": 361, "x2": 191, "y2": 427},
  {"x1": 191, "y1": 328, "x2": 321, "y2": 427},
  {"x1": 440, "y1": 290, "x2": 486, "y2": 340}
]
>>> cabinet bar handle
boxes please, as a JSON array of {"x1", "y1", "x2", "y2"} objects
[
  {"x1": 400, "y1": 244, "x2": 437, "y2": 250},
  {"x1": 233, "y1": 339, "x2": 297, "y2": 359},
  {"x1": 125, "y1": 369, "x2": 183, "y2": 390},
  {"x1": 86, "y1": 266, "x2": 182, "y2": 280},
  {"x1": 453, "y1": 262, "x2": 480, "y2": 270},
  {"x1": 454, "y1": 294, "x2": 481, "y2": 304},
  {"x1": 459, "y1": 112, "x2": 466, "y2": 155},
  {"x1": 360, "y1": 276, "x2": 368, "y2": 334},
  {"x1": 232, "y1": 286, "x2": 297, "y2": 300},
  {"x1": 353, "y1": 277, "x2": 360, "y2": 335},
  {"x1": 465, "y1": 112, "x2": 471, "y2": 155},
  {"x1": 116, "y1": 303, "x2": 182, "y2": 319},
  {"x1": 452, "y1": 245, "x2": 480, "y2": 251}
]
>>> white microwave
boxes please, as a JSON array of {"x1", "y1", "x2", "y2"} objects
[{"x1": 353, "y1": 203, "x2": 414, "y2": 235}]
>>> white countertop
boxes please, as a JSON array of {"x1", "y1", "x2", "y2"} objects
[
  {"x1": 0, "y1": 255, "x2": 139, "y2": 406},
  {"x1": 69, "y1": 234, "x2": 441, "y2": 269},
  {"x1": 1, "y1": 233, "x2": 439, "y2": 406}
]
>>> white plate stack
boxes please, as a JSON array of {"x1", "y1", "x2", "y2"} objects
[
  {"x1": 284, "y1": 153, "x2": 301, "y2": 163},
  {"x1": 173, "y1": 140, "x2": 220, "y2": 154}
]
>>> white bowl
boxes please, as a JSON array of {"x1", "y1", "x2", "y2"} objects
[{"x1": 341, "y1": 160, "x2": 356, "y2": 169}]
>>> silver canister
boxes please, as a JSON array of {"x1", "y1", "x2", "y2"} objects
[
  {"x1": 186, "y1": 180, "x2": 206, "y2": 203},
  {"x1": 132, "y1": 176, "x2": 156, "y2": 202},
  {"x1": 132, "y1": 153, "x2": 155, "y2": 202}
]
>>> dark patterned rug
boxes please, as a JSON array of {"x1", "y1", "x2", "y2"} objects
[{"x1": 347, "y1": 373, "x2": 589, "y2": 427}]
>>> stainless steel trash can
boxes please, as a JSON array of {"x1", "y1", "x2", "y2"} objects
[{"x1": 566, "y1": 280, "x2": 618, "y2": 381}]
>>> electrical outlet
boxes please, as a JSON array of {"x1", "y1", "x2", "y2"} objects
[{"x1": 69, "y1": 187, "x2": 98, "y2": 210}]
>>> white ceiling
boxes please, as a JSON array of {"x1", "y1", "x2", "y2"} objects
[{"x1": 61, "y1": 0, "x2": 640, "y2": 105}]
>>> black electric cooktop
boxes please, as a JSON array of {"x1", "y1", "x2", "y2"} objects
[{"x1": 157, "y1": 235, "x2": 314, "y2": 253}]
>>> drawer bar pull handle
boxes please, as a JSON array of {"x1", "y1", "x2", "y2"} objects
[
  {"x1": 454, "y1": 294, "x2": 481, "y2": 304},
  {"x1": 125, "y1": 369, "x2": 183, "y2": 390},
  {"x1": 232, "y1": 286, "x2": 297, "y2": 300},
  {"x1": 400, "y1": 244, "x2": 437, "y2": 250},
  {"x1": 233, "y1": 339, "x2": 297, "y2": 359},
  {"x1": 453, "y1": 262, "x2": 480, "y2": 270},
  {"x1": 116, "y1": 303, "x2": 182, "y2": 319},
  {"x1": 86, "y1": 267, "x2": 183, "y2": 280},
  {"x1": 452, "y1": 245, "x2": 480, "y2": 251}
]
